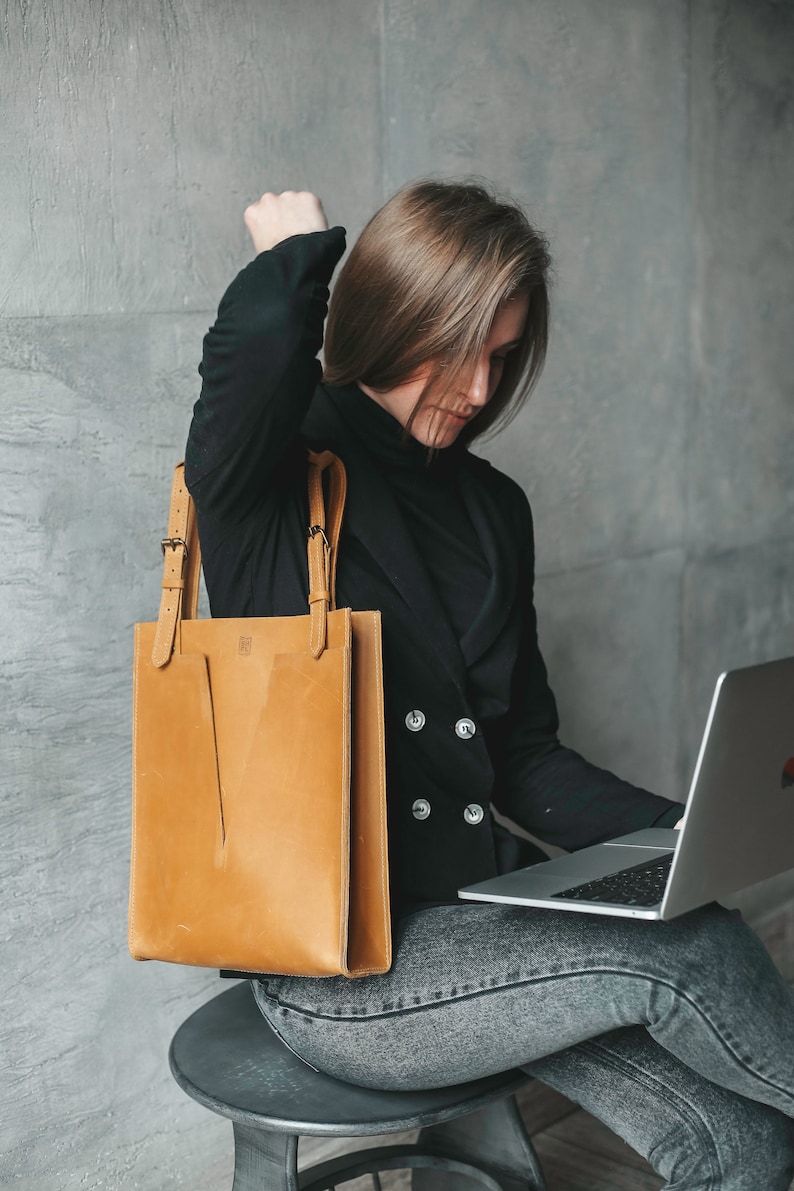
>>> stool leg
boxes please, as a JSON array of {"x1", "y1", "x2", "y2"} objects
[
  {"x1": 231, "y1": 1122, "x2": 299, "y2": 1191},
  {"x1": 411, "y1": 1094, "x2": 546, "y2": 1191}
]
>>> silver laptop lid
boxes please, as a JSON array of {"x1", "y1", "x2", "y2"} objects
[{"x1": 662, "y1": 655, "x2": 794, "y2": 919}]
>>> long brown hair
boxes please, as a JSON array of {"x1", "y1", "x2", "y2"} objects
[{"x1": 323, "y1": 179, "x2": 551, "y2": 444}]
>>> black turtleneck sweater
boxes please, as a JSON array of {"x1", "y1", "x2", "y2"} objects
[{"x1": 331, "y1": 384, "x2": 492, "y2": 656}]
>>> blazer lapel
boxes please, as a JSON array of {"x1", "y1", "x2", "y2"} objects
[
  {"x1": 456, "y1": 460, "x2": 519, "y2": 670},
  {"x1": 302, "y1": 387, "x2": 469, "y2": 692}
]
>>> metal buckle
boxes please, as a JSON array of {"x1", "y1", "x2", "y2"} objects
[
  {"x1": 161, "y1": 537, "x2": 189, "y2": 557},
  {"x1": 307, "y1": 525, "x2": 329, "y2": 549}
]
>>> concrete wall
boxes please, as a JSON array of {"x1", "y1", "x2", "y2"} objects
[{"x1": 1, "y1": 1, "x2": 791, "y2": 1186}]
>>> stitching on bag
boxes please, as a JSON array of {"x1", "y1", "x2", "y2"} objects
[
  {"x1": 310, "y1": 567, "x2": 322, "y2": 656},
  {"x1": 153, "y1": 469, "x2": 189, "y2": 667},
  {"x1": 350, "y1": 610, "x2": 389, "y2": 977},
  {"x1": 184, "y1": 487, "x2": 202, "y2": 620},
  {"x1": 308, "y1": 464, "x2": 324, "y2": 657},
  {"x1": 129, "y1": 625, "x2": 140, "y2": 951},
  {"x1": 376, "y1": 614, "x2": 390, "y2": 967},
  {"x1": 340, "y1": 613, "x2": 352, "y2": 971},
  {"x1": 308, "y1": 535, "x2": 318, "y2": 655},
  {"x1": 373, "y1": 610, "x2": 389, "y2": 971},
  {"x1": 328, "y1": 459, "x2": 345, "y2": 605},
  {"x1": 308, "y1": 468, "x2": 316, "y2": 651}
]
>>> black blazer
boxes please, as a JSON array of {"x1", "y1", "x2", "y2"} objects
[{"x1": 185, "y1": 227, "x2": 680, "y2": 911}]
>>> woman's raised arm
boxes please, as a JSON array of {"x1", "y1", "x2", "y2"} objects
[{"x1": 185, "y1": 190, "x2": 345, "y2": 523}]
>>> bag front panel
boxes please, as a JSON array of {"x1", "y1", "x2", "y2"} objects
[{"x1": 130, "y1": 611, "x2": 359, "y2": 975}]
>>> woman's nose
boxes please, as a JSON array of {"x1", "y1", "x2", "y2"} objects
[{"x1": 467, "y1": 357, "x2": 491, "y2": 406}]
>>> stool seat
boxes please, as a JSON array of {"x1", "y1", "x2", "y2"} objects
[
  {"x1": 169, "y1": 981, "x2": 547, "y2": 1190},
  {"x1": 171, "y1": 981, "x2": 530, "y2": 1135}
]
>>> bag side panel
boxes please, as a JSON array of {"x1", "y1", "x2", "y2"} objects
[{"x1": 346, "y1": 610, "x2": 392, "y2": 975}]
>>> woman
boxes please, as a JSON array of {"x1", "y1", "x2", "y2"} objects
[{"x1": 185, "y1": 181, "x2": 794, "y2": 1188}]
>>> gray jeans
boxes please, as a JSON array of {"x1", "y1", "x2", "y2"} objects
[{"x1": 254, "y1": 901, "x2": 794, "y2": 1190}]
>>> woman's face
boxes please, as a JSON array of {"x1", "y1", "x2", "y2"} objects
[{"x1": 358, "y1": 292, "x2": 530, "y2": 449}]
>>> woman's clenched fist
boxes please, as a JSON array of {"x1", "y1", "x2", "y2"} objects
[{"x1": 243, "y1": 190, "x2": 328, "y2": 254}]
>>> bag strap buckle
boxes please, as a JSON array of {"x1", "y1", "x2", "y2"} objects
[{"x1": 161, "y1": 536, "x2": 189, "y2": 558}]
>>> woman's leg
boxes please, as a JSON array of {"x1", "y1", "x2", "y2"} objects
[
  {"x1": 526, "y1": 1025, "x2": 794, "y2": 1191},
  {"x1": 253, "y1": 901, "x2": 794, "y2": 1114}
]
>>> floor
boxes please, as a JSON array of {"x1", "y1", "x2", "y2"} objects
[{"x1": 298, "y1": 905, "x2": 794, "y2": 1189}]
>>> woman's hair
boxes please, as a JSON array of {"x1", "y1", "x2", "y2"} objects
[{"x1": 322, "y1": 178, "x2": 551, "y2": 444}]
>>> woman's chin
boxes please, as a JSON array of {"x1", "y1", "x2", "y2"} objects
[{"x1": 413, "y1": 418, "x2": 466, "y2": 450}]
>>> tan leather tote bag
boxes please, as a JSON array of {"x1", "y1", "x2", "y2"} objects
[{"x1": 129, "y1": 450, "x2": 391, "y2": 977}]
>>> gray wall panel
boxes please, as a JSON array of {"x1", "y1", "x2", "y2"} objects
[
  {"x1": 0, "y1": 315, "x2": 226, "y2": 1187},
  {"x1": 688, "y1": 0, "x2": 794, "y2": 551},
  {"x1": 2, "y1": 0, "x2": 381, "y2": 317},
  {"x1": 385, "y1": 0, "x2": 691, "y2": 570},
  {"x1": 534, "y1": 550, "x2": 685, "y2": 805}
]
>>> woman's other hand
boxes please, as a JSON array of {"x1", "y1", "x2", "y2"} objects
[
  {"x1": 674, "y1": 819, "x2": 683, "y2": 830},
  {"x1": 244, "y1": 190, "x2": 328, "y2": 254}
]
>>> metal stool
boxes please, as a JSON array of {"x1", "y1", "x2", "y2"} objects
[{"x1": 169, "y1": 981, "x2": 547, "y2": 1190}]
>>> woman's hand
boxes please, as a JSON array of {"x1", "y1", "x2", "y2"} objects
[
  {"x1": 244, "y1": 190, "x2": 328, "y2": 254},
  {"x1": 674, "y1": 819, "x2": 683, "y2": 830}
]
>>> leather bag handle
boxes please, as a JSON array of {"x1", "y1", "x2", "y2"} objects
[
  {"x1": 305, "y1": 449, "x2": 347, "y2": 658},
  {"x1": 151, "y1": 465, "x2": 195, "y2": 668},
  {"x1": 152, "y1": 451, "x2": 347, "y2": 668}
]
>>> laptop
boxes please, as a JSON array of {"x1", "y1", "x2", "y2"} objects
[{"x1": 459, "y1": 656, "x2": 794, "y2": 920}]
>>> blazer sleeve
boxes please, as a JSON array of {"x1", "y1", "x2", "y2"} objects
[
  {"x1": 185, "y1": 226, "x2": 347, "y2": 522},
  {"x1": 493, "y1": 489, "x2": 682, "y2": 850}
]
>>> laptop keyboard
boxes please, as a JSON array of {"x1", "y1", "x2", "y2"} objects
[{"x1": 552, "y1": 852, "x2": 674, "y2": 907}]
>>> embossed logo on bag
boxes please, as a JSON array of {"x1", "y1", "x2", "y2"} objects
[{"x1": 238, "y1": 636, "x2": 252, "y2": 656}]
